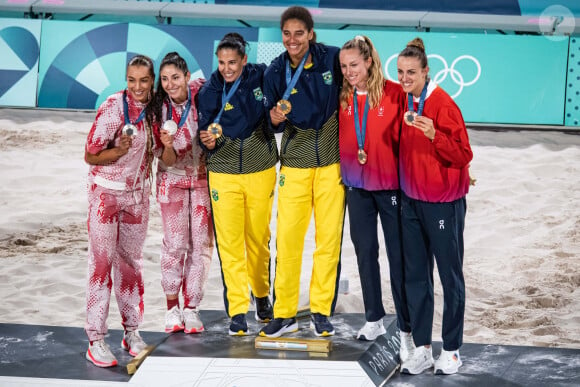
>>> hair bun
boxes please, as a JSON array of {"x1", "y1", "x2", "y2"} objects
[{"x1": 407, "y1": 37, "x2": 425, "y2": 52}]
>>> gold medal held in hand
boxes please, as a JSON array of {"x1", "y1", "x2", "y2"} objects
[
  {"x1": 357, "y1": 149, "x2": 367, "y2": 165},
  {"x1": 404, "y1": 111, "x2": 417, "y2": 125},
  {"x1": 277, "y1": 99, "x2": 292, "y2": 115},
  {"x1": 208, "y1": 122, "x2": 223, "y2": 139}
]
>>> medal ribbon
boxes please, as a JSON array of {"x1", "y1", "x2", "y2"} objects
[
  {"x1": 123, "y1": 90, "x2": 146, "y2": 126},
  {"x1": 166, "y1": 87, "x2": 191, "y2": 128},
  {"x1": 282, "y1": 49, "x2": 309, "y2": 101},
  {"x1": 407, "y1": 81, "x2": 429, "y2": 116},
  {"x1": 214, "y1": 75, "x2": 242, "y2": 124},
  {"x1": 353, "y1": 89, "x2": 370, "y2": 152}
]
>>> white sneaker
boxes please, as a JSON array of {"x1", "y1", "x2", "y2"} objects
[
  {"x1": 356, "y1": 320, "x2": 386, "y2": 341},
  {"x1": 434, "y1": 349, "x2": 463, "y2": 374},
  {"x1": 121, "y1": 330, "x2": 147, "y2": 357},
  {"x1": 183, "y1": 308, "x2": 204, "y2": 334},
  {"x1": 399, "y1": 331, "x2": 416, "y2": 363},
  {"x1": 401, "y1": 345, "x2": 434, "y2": 375},
  {"x1": 86, "y1": 340, "x2": 117, "y2": 368},
  {"x1": 165, "y1": 306, "x2": 184, "y2": 333}
]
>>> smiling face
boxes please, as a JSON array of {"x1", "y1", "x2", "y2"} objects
[
  {"x1": 126, "y1": 65, "x2": 154, "y2": 103},
  {"x1": 282, "y1": 18, "x2": 313, "y2": 65},
  {"x1": 397, "y1": 56, "x2": 429, "y2": 97},
  {"x1": 217, "y1": 48, "x2": 247, "y2": 83},
  {"x1": 339, "y1": 47, "x2": 372, "y2": 92},
  {"x1": 160, "y1": 64, "x2": 190, "y2": 104}
]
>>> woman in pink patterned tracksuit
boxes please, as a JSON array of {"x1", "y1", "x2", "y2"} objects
[
  {"x1": 151, "y1": 52, "x2": 214, "y2": 334},
  {"x1": 84, "y1": 55, "x2": 155, "y2": 368}
]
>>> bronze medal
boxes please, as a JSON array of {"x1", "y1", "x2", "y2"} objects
[
  {"x1": 208, "y1": 122, "x2": 223, "y2": 139},
  {"x1": 357, "y1": 149, "x2": 367, "y2": 165},
  {"x1": 277, "y1": 99, "x2": 292, "y2": 115},
  {"x1": 404, "y1": 111, "x2": 417, "y2": 125}
]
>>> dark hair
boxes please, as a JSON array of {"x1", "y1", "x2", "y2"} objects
[
  {"x1": 216, "y1": 32, "x2": 248, "y2": 57},
  {"x1": 126, "y1": 54, "x2": 156, "y2": 127},
  {"x1": 151, "y1": 51, "x2": 190, "y2": 123},
  {"x1": 398, "y1": 37, "x2": 428, "y2": 69},
  {"x1": 280, "y1": 6, "x2": 317, "y2": 43}
]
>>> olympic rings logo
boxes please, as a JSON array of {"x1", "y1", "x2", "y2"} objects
[{"x1": 384, "y1": 54, "x2": 481, "y2": 99}]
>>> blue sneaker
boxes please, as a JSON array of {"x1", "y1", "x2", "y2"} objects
[
  {"x1": 310, "y1": 313, "x2": 335, "y2": 337},
  {"x1": 229, "y1": 314, "x2": 248, "y2": 336},
  {"x1": 259, "y1": 317, "x2": 298, "y2": 338},
  {"x1": 254, "y1": 295, "x2": 273, "y2": 323}
]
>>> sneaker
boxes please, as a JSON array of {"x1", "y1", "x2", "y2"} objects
[
  {"x1": 310, "y1": 313, "x2": 335, "y2": 337},
  {"x1": 86, "y1": 340, "x2": 118, "y2": 368},
  {"x1": 183, "y1": 308, "x2": 204, "y2": 334},
  {"x1": 121, "y1": 330, "x2": 147, "y2": 357},
  {"x1": 165, "y1": 306, "x2": 184, "y2": 333},
  {"x1": 356, "y1": 320, "x2": 386, "y2": 341},
  {"x1": 400, "y1": 331, "x2": 416, "y2": 363},
  {"x1": 254, "y1": 295, "x2": 273, "y2": 323},
  {"x1": 259, "y1": 317, "x2": 298, "y2": 338},
  {"x1": 229, "y1": 314, "x2": 248, "y2": 336},
  {"x1": 434, "y1": 349, "x2": 463, "y2": 375},
  {"x1": 401, "y1": 345, "x2": 434, "y2": 375}
]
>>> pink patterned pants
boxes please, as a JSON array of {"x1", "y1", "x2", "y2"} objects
[
  {"x1": 157, "y1": 172, "x2": 213, "y2": 308},
  {"x1": 85, "y1": 184, "x2": 149, "y2": 341}
]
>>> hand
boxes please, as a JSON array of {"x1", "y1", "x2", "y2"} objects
[
  {"x1": 199, "y1": 130, "x2": 216, "y2": 150},
  {"x1": 160, "y1": 129, "x2": 174, "y2": 148},
  {"x1": 116, "y1": 134, "x2": 132, "y2": 157},
  {"x1": 270, "y1": 105, "x2": 286, "y2": 126},
  {"x1": 412, "y1": 116, "x2": 436, "y2": 141}
]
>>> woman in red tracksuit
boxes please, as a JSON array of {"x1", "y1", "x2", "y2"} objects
[
  {"x1": 338, "y1": 35, "x2": 413, "y2": 361},
  {"x1": 84, "y1": 54, "x2": 155, "y2": 368},
  {"x1": 151, "y1": 52, "x2": 214, "y2": 335},
  {"x1": 397, "y1": 37, "x2": 473, "y2": 376}
]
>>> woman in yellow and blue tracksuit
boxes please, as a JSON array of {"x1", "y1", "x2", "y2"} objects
[
  {"x1": 197, "y1": 33, "x2": 279, "y2": 336},
  {"x1": 259, "y1": 6, "x2": 345, "y2": 338}
]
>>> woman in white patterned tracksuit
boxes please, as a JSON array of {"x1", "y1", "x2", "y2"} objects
[
  {"x1": 151, "y1": 52, "x2": 214, "y2": 334},
  {"x1": 84, "y1": 55, "x2": 155, "y2": 368}
]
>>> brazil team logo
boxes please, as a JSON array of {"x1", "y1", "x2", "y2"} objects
[
  {"x1": 322, "y1": 71, "x2": 332, "y2": 85},
  {"x1": 211, "y1": 188, "x2": 219, "y2": 201},
  {"x1": 253, "y1": 87, "x2": 263, "y2": 101},
  {"x1": 279, "y1": 174, "x2": 285, "y2": 187}
]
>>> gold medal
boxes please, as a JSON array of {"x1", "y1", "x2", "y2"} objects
[
  {"x1": 404, "y1": 111, "x2": 417, "y2": 125},
  {"x1": 162, "y1": 119, "x2": 178, "y2": 135},
  {"x1": 357, "y1": 149, "x2": 367, "y2": 165},
  {"x1": 208, "y1": 122, "x2": 223, "y2": 139},
  {"x1": 277, "y1": 99, "x2": 292, "y2": 115}
]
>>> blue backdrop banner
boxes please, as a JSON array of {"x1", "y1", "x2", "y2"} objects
[
  {"x1": 0, "y1": 17, "x2": 573, "y2": 125},
  {"x1": 0, "y1": 18, "x2": 41, "y2": 107}
]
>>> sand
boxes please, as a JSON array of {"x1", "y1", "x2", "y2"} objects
[{"x1": 0, "y1": 108, "x2": 578, "y2": 349}]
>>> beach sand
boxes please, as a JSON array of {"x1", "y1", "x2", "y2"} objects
[{"x1": 0, "y1": 108, "x2": 578, "y2": 349}]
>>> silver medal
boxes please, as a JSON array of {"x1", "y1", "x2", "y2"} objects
[
  {"x1": 162, "y1": 119, "x2": 178, "y2": 135},
  {"x1": 122, "y1": 124, "x2": 137, "y2": 137}
]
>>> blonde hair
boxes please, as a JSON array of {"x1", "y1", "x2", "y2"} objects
[{"x1": 339, "y1": 35, "x2": 384, "y2": 110}]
